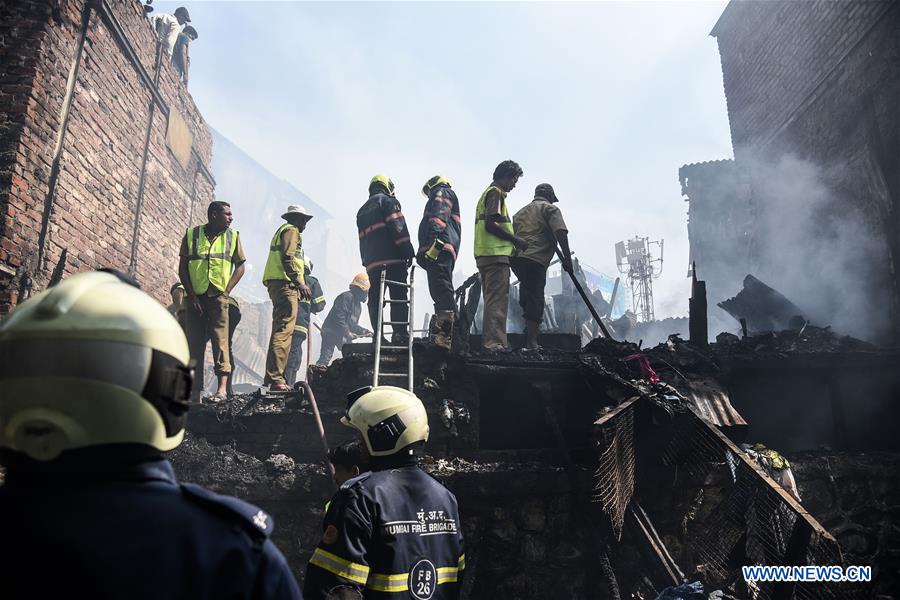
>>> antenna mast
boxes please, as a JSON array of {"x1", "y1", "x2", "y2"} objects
[{"x1": 615, "y1": 236, "x2": 664, "y2": 322}]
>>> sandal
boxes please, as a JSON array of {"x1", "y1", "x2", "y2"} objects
[{"x1": 204, "y1": 392, "x2": 228, "y2": 404}]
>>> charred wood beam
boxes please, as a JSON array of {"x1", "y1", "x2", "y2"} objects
[{"x1": 626, "y1": 502, "x2": 684, "y2": 588}]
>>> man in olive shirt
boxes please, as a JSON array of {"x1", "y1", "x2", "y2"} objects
[
  {"x1": 511, "y1": 183, "x2": 574, "y2": 350},
  {"x1": 474, "y1": 160, "x2": 529, "y2": 351},
  {"x1": 262, "y1": 205, "x2": 313, "y2": 391},
  {"x1": 178, "y1": 201, "x2": 246, "y2": 402}
]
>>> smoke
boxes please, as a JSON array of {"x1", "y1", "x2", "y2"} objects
[{"x1": 735, "y1": 152, "x2": 892, "y2": 341}]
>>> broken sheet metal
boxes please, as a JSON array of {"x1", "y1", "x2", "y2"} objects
[{"x1": 677, "y1": 374, "x2": 747, "y2": 429}]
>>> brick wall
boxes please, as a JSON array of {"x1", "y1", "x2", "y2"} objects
[
  {"x1": 709, "y1": 0, "x2": 900, "y2": 341},
  {"x1": 0, "y1": 0, "x2": 214, "y2": 313}
]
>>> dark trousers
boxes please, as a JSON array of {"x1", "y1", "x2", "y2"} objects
[
  {"x1": 316, "y1": 330, "x2": 343, "y2": 366},
  {"x1": 511, "y1": 257, "x2": 548, "y2": 324},
  {"x1": 424, "y1": 256, "x2": 455, "y2": 312},
  {"x1": 367, "y1": 264, "x2": 409, "y2": 338},
  {"x1": 285, "y1": 330, "x2": 307, "y2": 385}
]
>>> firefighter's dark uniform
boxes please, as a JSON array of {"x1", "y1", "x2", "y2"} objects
[
  {"x1": 304, "y1": 456, "x2": 464, "y2": 599},
  {"x1": 316, "y1": 288, "x2": 369, "y2": 366},
  {"x1": 0, "y1": 454, "x2": 302, "y2": 599},
  {"x1": 416, "y1": 183, "x2": 461, "y2": 312},
  {"x1": 357, "y1": 191, "x2": 415, "y2": 338},
  {"x1": 286, "y1": 274, "x2": 326, "y2": 384}
]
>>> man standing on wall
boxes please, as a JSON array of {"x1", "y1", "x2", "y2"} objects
[
  {"x1": 150, "y1": 6, "x2": 190, "y2": 55},
  {"x1": 171, "y1": 25, "x2": 197, "y2": 87},
  {"x1": 262, "y1": 205, "x2": 313, "y2": 392},
  {"x1": 416, "y1": 176, "x2": 461, "y2": 350},
  {"x1": 474, "y1": 160, "x2": 528, "y2": 352},
  {"x1": 179, "y1": 201, "x2": 246, "y2": 403},
  {"x1": 357, "y1": 175, "x2": 415, "y2": 343},
  {"x1": 511, "y1": 183, "x2": 574, "y2": 351},
  {"x1": 285, "y1": 257, "x2": 326, "y2": 386}
]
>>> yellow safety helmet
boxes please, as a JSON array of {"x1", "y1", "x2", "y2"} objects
[
  {"x1": 341, "y1": 386, "x2": 429, "y2": 457},
  {"x1": 422, "y1": 175, "x2": 452, "y2": 196},
  {"x1": 369, "y1": 174, "x2": 396, "y2": 196},
  {"x1": 0, "y1": 271, "x2": 192, "y2": 462},
  {"x1": 350, "y1": 273, "x2": 370, "y2": 292}
]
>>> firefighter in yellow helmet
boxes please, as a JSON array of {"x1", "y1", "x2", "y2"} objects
[
  {"x1": 304, "y1": 386, "x2": 465, "y2": 599},
  {"x1": 0, "y1": 270, "x2": 301, "y2": 599},
  {"x1": 315, "y1": 274, "x2": 372, "y2": 367}
]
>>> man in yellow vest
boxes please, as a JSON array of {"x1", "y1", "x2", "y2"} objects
[
  {"x1": 178, "y1": 200, "x2": 246, "y2": 402},
  {"x1": 262, "y1": 204, "x2": 313, "y2": 391},
  {"x1": 474, "y1": 160, "x2": 528, "y2": 352}
]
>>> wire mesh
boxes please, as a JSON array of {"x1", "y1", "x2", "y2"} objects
[
  {"x1": 660, "y1": 409, "x2": 869, "y2": 600},
  {"x1": 593, "y1": 402, "x2": 636, "y2": 540}
]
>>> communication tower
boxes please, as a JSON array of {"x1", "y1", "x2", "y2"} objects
[{"x1": 615, "y1": 237, "x2": 664, "y2": 322}]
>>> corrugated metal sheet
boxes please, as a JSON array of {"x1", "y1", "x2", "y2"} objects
[{"x1": 680, "y1": 375, "x2": 747, "y2": 428}]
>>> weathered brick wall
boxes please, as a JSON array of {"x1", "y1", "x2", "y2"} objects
[
  {"x1": 713, "y1": 0, "x2": 895, "y2": 150},
  {"x1": 710, "y1": 0, "x2": 900, "y2": 341},
  {"x1": 0, "y1": 0, "x2": 214, "y2": 313}
]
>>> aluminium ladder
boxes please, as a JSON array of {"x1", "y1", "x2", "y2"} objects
[{"x1": 372, "y1": 266, "x2": 415, "y2": 391}]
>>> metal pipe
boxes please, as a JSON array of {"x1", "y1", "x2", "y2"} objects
[
  {"x1": 373, "y1": 268, "x2": 386, "y2": 386},
  {"x1": 305, "y1": 320, "x2": 312, "y2": 379},
  {"x1": 128, "y1": 41, "x2": 164, "y2": 276},
  {"x1": 408, "y1": 266, "x2": 415, "y2": 391},
  {"x1": 36, "y1": 0, "x2": 93, "y2": 272},
  {"x1": 299, "y1": 381, "x2": 336, "y2": 493}
]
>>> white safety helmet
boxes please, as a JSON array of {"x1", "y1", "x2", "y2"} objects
[
  {"x1": 341, "y1": 386, "x2": 429, "y2": 457},
  {"x1": 0, "y1": 271, "x2": 192, "y2": 461}
]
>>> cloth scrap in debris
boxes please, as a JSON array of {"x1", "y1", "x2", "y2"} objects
[{"x1": 623, "y1": 353, "x2": 661, "y2": 383}]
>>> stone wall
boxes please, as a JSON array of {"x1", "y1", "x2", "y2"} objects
[
  {"x1": 0, "y1": 0, "x2": 214, "y2": 313},
  {"x1": 790, "y1": 451, "x2": 900, "y2": 599}
]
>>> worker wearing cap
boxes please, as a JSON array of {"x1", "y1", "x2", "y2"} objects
[
  {"x1": 511, "y1": 183, "x2": 574, "y2": 351},
  {"x1": 150, "y1": 6, "x2": 191, "y2": 55},
  {"x1": 0, "y1": 270, "x2": 301, "y2": 599},
  {"x1": 179, "y1": 200, "x2": 246, "y2": 403},
  {"x1": 263, "y1": 205, "x2": 314, "y2": 391},
  {"x1": 285, "y1": 257, "x2": 326, "y2": 385},
  {"x1": 304, "y1": 386, "x2": 465, "y2": 599},
  {"x1": 474, "y1": 160, "x2": 529, "y2": 352},
  {"x1": 417, "y1": 176, "x2": 461, "y2": 350},
  {"x1": 315, "y1": 274, "x2": 372, "y2": 367},
  {"x1": 357, "y1": 175, "x2": 415, "y2": 343}
]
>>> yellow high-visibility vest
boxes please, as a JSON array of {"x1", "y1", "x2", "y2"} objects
[
  {"x1": 185, "y1": 225, "x2": 236, "y2": 294},
  {"x1": 474, "y1": 185, "x2": 514, "y2": 258},
  {"x1": 263, "y1": 223, "x2": 306, "y2": 285}
]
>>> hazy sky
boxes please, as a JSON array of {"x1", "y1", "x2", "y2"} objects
[{"x1": 156, "y1": 0, "x2": 733, "y2": 317}]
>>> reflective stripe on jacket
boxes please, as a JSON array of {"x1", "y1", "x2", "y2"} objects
[
  {"x1": 473, "y1": 185, "x2": 514, "y2": 258},
  {"x1": 185, "y1": 225, "x2": 236, "y2": 295},
  {"x1": 417, "y1": 184, "x2": 461, "y2": 261},
  {"x1": 304, "y1": 463, "x2": 464, "y2": 599},
  {"x1": 295, "y1": 275, "x2": 326, "y2": 333},
  {"x1": 262, "y1": 223, "x2": 305, "y2": 285},
  {"x1": 357, "y1": 193, "x2": 415, "y2": 270}
]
